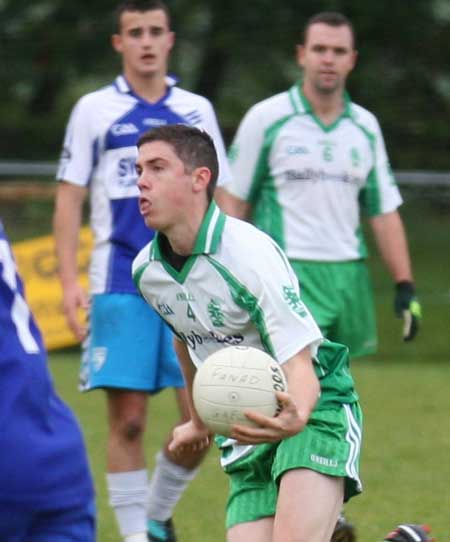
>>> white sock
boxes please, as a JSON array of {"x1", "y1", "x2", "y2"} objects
[
  {"x1": 107, "y1": 469, "x2": 149, "y2": 537},
  {"x1": 124, "y1": 534, "x2": 148, "y2": 542},
  {"x1": 147, "y1": 451, "x2": 200, "y2": 521}
]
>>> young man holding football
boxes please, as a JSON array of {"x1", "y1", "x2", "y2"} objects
[{"x1": 132, "y1": 124, "x2": 363, "y2": 542}]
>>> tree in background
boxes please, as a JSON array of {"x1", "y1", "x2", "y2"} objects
[{"x1": 0, "y1": 0, "x2": 449, "y2": 167}]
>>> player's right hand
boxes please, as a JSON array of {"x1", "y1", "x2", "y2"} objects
[
  {"x1": 230, "y1": 391, "x2": 307, "y2": 444},
  {"x1": 169, "y1": 420, "x2": 211, "y2": 455},
  {"x1": 394, "y1": 281, "x2": 422, "y2": 342},
  {"x1": 62, "y1": 283, "x2": 90, "y2": 341}
]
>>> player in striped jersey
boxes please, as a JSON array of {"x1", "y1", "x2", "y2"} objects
[
  {"x1": 0, "y1": 221, "x2": 95, "y2": 542},
  {"x1": 53, "y1": 2, "x2": 231, "y2": 541}
]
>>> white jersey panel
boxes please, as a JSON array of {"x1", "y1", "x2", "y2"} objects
[
  {"x1": 57, "y1": 86, "x2": 138, "y2": 187},
  {"x1": 57, "y1": 84, "x2": 143, "y2": 293},
  {"x1": 226, "y1": 91, "x2": 290, "y2": 201},
  {"x1": 351, "y1": 103, "x2": 402, "y2": 214},
  {"x1": 133, "y1": 214, "x2": 323, "y2": 367},
  {"x1": 226, "y1": 86, "x2": 403, "y2": 261}
]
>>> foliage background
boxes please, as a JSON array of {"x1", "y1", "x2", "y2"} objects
[{"x1": 1, "y1": 0, "x2": 450, "y2": 166}]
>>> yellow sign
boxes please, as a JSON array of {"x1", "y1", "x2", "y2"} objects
[{"x1": 13, "y1": 227, "x2": 93, "y2": 350}]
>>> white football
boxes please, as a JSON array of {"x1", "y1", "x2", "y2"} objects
[{"x1": 193, "y1": 345, "x2": 287, "y2": 437}]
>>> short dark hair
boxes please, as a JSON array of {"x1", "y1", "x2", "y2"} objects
[
  {"x1": 114, "y1": 0, "x2": 171, "y2": 33},
  {"x1": 138, "y1": 125, "x2": 219, "y2": 202},
  {"x1": 301, "y1": 12, "x2": 356, "y2": 49}
]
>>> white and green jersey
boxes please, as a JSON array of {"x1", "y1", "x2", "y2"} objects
[
  {"x1": 226, "y1": 83, "x2": 402, "y2": 262},
  {"x1": 132, "y1": 202, "x2": 358, "y2": 411}
]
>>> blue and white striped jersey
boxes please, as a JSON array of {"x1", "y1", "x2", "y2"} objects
[
  {"x1": 57, "y1": 75, "x2": 232, "y2": 294},
  {"x1": 0, "y1": 221, "x2": 93, "y2": 506}
]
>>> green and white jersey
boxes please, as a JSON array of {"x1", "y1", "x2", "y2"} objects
[
  {"x1": 226, "y1": 83, "x2": 402, "y2": 262},
  {"x1": 132, "y1": 203, "x2": 358, "y2": 411}
]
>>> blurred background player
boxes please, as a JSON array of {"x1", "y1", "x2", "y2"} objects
[
  {"x1": 53, "y1": 1, "x2": 231, "y2": 541},
  {"x1": 217, "y1": 13, "x2": 422, "y2": 539},
  {"x1": 0, "y1": 220, "x2": 95, "y2": 542},
  {"x1": 218, "y1": 11, "x2": 421, "y2": 354}
]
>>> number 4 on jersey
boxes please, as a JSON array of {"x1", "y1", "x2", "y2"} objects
[{"x1": 187, "y1": 304, "x2": 196, "y2": 321}]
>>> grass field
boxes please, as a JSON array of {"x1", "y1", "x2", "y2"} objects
[
  {"x1": 4, "y1": 189, "x2": 450, "y2": 541},
  {"x1": 49, "y1": 352, "x2": 450, "y2": 542}
]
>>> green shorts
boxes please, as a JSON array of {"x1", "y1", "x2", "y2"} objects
[
  {"x1": 290, "y1": 260, "x2": 377, "y2": 358},
  {"x1": 221, "y1": 402, "x2": 363, "y2": 529}
]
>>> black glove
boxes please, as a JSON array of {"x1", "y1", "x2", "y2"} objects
[
  {"x1": 384, "y1": 523, "x2": 434, "y2": 541},
  {"x1": 394, "y1": 281, "x2": 422, "y2": 342}
]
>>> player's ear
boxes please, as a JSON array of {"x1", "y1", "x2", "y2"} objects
[
  {"x1": 112, "y1": 33, "x2": 123, "y2": 54},
  {"x1": 192, "y1": 167, "x2": 212, "y2": 194},
  {"x1": 168, "y1": 31, "x2": 175, "y2": 52},
  {"x1": 350, "y1": 49, "x2": 358, "y2": 70},
  {"x1": 296, "y1": 44, "x2": 305, "y2": 68}
]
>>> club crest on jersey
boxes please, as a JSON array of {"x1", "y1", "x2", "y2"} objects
[{"x1": 208, "y1": 298, "x2": 225, "y2": 327}]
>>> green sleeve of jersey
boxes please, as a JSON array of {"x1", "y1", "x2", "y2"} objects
[{"x1": 132, "y1": 262, "x2": 147, "y2": 294}]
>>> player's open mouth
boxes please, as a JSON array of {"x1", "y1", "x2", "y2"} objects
[{"x1": 139, "y1": 198, "x2": 151, "y2": 215}]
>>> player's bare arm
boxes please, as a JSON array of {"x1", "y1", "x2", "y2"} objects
[
  {"x1": 370, "y1": 210, "x2": 421, "y2": 341},
  {"x1": 53, "y1": 181, "x2": 89, "y2": 340},
  {"x1": 369, "y1": 210, "x2": 413, "y2": 282},
  {"x1": 230, "y1": 346, "x2": 320, "y2": 444}
]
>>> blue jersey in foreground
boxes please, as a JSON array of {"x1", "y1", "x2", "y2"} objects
[{"x1": 0, "y1": 221, "x2": 94, "y2": 508}]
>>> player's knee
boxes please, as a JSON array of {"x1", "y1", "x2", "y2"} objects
[{"x1": 115, "y1": 415, "x2": 146, "y2": 442}]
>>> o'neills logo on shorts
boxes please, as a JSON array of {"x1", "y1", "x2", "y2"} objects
[
  {"x1": 310, "y1": 454, "x2": 338, "y2": 468},
  {"x1": 92, "y1": 347, "x2": 108, "y2": 371}
]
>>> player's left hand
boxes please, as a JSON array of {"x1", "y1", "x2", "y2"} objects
[
  {"x1": 229, "y1": 391, "x2": 307, "y2": 444},
  {"x1": 168, "y1": 420, "x2": 212, "y2": 456},
  {"x1": 394, "y1": 281, "x2": 422, "y2": 341}
]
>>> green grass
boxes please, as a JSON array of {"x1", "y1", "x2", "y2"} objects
[
  {"x1": 349, "y1": 359, "x2": 450, "y2": 541},
  {"x1": 49, "y1": 353, "x2": 450, "y2": 541}
]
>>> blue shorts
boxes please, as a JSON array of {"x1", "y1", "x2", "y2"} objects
[
  {"x1": 80, "y1": 293, "x2": 184, "y2": 393},
  {"x1": 0, "y1": 498, "x2": 95, "y2": 542}
]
